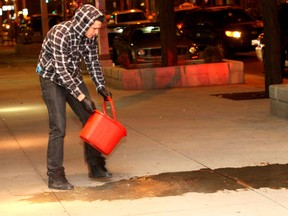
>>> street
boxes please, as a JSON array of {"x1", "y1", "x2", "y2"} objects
[{"x1": 234, "y1": 51, "x2": 264, "y2": 76}]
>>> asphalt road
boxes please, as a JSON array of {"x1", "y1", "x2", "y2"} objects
[{"x1": 233, "y1": 51, "x2": 264, "y2": 75}]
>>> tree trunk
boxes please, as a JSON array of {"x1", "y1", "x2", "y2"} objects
[
  {"x1": 260, "y1": 0, "x2": 282, "y2": 96},
  {"x1": 159, "y1": 0, "x2": 177, "y2": 67}
]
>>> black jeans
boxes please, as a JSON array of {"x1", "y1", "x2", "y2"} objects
[{"x1": 40, "y1": 77, "x2": 105, "y2": 176}]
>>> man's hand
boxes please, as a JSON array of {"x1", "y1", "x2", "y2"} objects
[
  {"x1": 98, "y1": 87, "x2": 112, "y2": 101},
  {"x1": 81, "y1": 97, "x2": 96, "y2": 114}
]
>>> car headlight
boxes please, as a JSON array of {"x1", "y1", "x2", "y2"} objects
[
  {"x1": 137, "y1": 49, "x2": 145, "y2": 56},
  {"x1": 251, "y1": 39, "x2": 260, "y2": 46},
  {"x1": 225, "y1": 30, "x2": 241, "y2": 39},
  {"x1": 113, "y1": 27, "x2": 124, "y2": 33},
  {"x1": 189, "y1": 46, "x2": 197, "y2": 55}
]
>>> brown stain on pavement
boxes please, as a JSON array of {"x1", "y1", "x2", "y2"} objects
[{"x1": 24, "y1": 163, "x2": 288, "y2": 202}]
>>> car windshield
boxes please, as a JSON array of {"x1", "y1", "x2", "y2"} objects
[
  {"x1": 186, "y1": 8, "x2": 254, "y2": 26},
  {"x1": 175, "y1": 9, "x2": 193, "y2": 24},
  {"x1": 218, "y1": 9, "x2": 254, "y2": 23},
  {"x1": 129, "y1": 25, "x2": 183, "y2": 40},
  {"x1": 131, "y1": 25, "x2": 160, "y2": 40},
  {"x1": 117, "y1": 12, "x2": 148, "y2": 23}
]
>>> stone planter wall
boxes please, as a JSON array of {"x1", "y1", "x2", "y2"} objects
[
  {"x1": 103, "y1": 59, "x2": 244, "y2": 90},
  {"x1": 269, "y1": 84, "x2": 288, "y2": 119}
]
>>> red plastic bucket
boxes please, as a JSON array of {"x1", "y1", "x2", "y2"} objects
[{"x1": 80, "y1": 97, "x2": 127, "y2": 155}]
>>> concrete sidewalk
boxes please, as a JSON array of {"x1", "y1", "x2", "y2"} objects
[{"x1": 1, "y1": 52, "x2": 288, "y2": 216}]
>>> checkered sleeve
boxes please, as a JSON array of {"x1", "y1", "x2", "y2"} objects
[
  {"x1": 82, "y1": 37, "x2": 105, "y2": 90},
  {"x1": 51, "y1": 29, "x2": 83, "y2": 98}
]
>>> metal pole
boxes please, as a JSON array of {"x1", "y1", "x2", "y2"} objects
[
  {"x1": 95, "y1": 0, "x2": 112, "y2": 66},
  {"x1": 14, "y1": 0, "x2": 18, "y2": 21},
  {"x1": 0, "y1": 1, "x2": 3, "y2": 33},
  {"x1": 40, "y1": 0, "x2": 49, "y2": 39},
  {"x1": 145, "y1": 0, "x2": 149, "y2": 14},
  {"x1": 22, "y1": 0, "x2": 26, "y2": 8},
  {"x1": 63, "y1": 0, "x2": 67, "y2": 20}
]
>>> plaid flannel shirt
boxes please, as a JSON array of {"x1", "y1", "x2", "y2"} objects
[{"x1": 36, "y1": 5, "x2": 105, "y2": 99}]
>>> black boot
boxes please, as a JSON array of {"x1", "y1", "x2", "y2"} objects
[
  {"x1": 48, "y1": 167, "x2": 74, "y2": 190},
  {"x1": 84, "y1": 146, "x2": 112, "y2": 179},
  {"x1": 88, "y1": 165, "x2": 112, "y2": 179}
]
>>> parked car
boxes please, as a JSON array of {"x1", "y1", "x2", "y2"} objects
[
  {"x1": 111, "y1": 22, "x2": 199, "y2": 66},
  {"x1": 251, "y1": 33, "x2": 288, "y2": 67},
  {"x1": 177, "y1": 6, "x2": 263, "y2": 57},
  {"x1": 107, "y1": 9, "x2": 151, "y2": 48},
  {"x1": 18, "y1": 14, "x2": 62, "y2": 43},
  {"x1": 108, "y1": 9, "x2": 150, "y2": 26},
  {"x1": 174, "y1": 2, "x2": 198, "y2": 28}
]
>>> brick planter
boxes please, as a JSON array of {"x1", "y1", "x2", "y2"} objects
[{"x1": 103, "y1": 59, "x2": 244, "y2": 90}]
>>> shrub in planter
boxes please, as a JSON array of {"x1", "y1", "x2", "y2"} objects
[{"x1": 202, "y1": 46, "x2": 223, "y2": 63}]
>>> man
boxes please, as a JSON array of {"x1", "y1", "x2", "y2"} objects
[{"x1": 36, "y1": 4, "x2": 112, "y2": 190}]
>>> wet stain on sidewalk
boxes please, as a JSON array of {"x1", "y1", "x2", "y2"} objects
[
  {"x1": 24, "y1": 163, "x2": 288, "y2": 202},
  {"x1": 212, "y1": 91, "x2": 268, "y2": 100}
]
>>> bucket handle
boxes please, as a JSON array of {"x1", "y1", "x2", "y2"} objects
[{"x1": 102, "y1": 96, "x2": 117, "y2": 121}]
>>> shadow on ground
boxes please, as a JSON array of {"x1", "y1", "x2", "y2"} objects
[{"x1": 23, "y1": 163, "x2": 288, "y2": 202}]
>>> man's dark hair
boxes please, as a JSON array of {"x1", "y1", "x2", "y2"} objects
[{"x1": 96, "y1": 15, "x2": 105, "y2": 23}]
